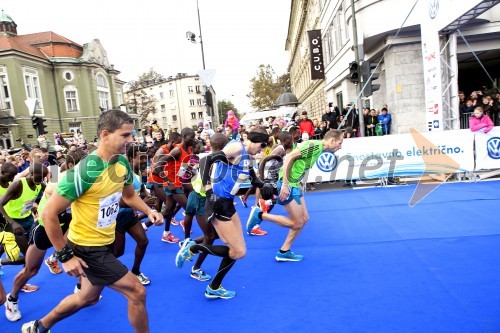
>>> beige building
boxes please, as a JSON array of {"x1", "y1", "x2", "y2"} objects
[{"x1": 124, "y1": 73, "x2": 218, "y2": 132}]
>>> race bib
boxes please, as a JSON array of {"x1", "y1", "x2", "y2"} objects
[
  {"x1": 21, "y1": 199, "x2": 36, "y2": 215},
  {"x1": 97, "y1": 191, "x2": 122, "y2": 229}
]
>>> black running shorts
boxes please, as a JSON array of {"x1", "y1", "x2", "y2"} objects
[
  {"x1": 204, "y1": 189, "x2": 236, "y2": 223},
  {"x1": 68, "y1": 241, "x2": 128, "y2": 286}
]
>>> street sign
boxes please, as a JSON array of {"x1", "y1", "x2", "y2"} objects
[{"x1": 24, "y1": 98, "x2": 38, "y2": 115}]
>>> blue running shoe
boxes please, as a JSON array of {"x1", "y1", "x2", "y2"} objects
[
  {"x1": 205, "y1": 285, "x2": 236, "y2": 299},
  {"x1": 275, "y1": 250, "x2": 304, "y2": 262},
  {"x1": 191, "y1": 268, "x2": 212, "y2": 281},
  {"x1": 175, "y1": 239, "x2": 195, "y2": 268},
  {"x1": 246, "y1": 206, "x2": 262, "y2": 234}
]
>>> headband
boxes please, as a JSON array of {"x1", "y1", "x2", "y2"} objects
[{"x1": 248, "y1": 132, "x2": 269, "y2": 144}]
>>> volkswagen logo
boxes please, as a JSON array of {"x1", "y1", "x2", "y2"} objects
[
  {"x1": 487, "y1": 137, "x2": 500, "y2": 159},
  {"x1": 429, "y1": 0, "x2": 439, "y2": 19},
  {"x1": 316, "y1": 151, "x2": 338, "y2": 172}
]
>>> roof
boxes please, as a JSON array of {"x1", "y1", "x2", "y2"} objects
[
  {"x1": 0, "y1": 31, "x2": 83, "y2": 60},
  {"x1": 0, "y1": 10, "x2": 14, "y2": 23}
]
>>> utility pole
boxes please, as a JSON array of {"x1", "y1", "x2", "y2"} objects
[
  {"x1": 197, "y1": 0, "x2": 206, "y2": 71},
  {"x1": 351, "y1": 0, "x2": 365, "y2": 136}
]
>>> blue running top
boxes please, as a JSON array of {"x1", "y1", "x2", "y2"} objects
[{"x1": 212, "y1": 141, "x2": 251, "y2": 199}]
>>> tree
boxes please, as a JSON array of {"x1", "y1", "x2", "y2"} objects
[
  {"x1": 247, "y1": 64, "x2": 290, "y2": 111},
  {"x1": 217, "y1": 99, "x2": 241, "y2": 125},
  {"x1": 125, "y1": 69, "x2": 162, "y2": 127}
]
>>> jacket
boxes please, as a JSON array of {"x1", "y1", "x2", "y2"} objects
[{"x1": 469, "y1": 114, "x2": 494, "y2": 133}]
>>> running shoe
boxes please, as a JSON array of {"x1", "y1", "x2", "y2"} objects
[
  {"x1": 4, "y1": 294, "x2": 21, "y2": 321},
  {"x1": 161, "y1": 232, "x2": 180, "y2": 243},
  {"x1": 239, "y1": 195, "x2": 248, "y2": 208},
  {"x1": 175, "y1": 239, "x2": 195, "y2": 268},
  {"x1": 250, "y1": 225, "x2": 268, "y2": 236},
  {"x1": 171, "y1": 218, "x2": 179, "y2": 226},
  {"x1": 180, "y1": 220, "x2": 192, "y2": 234},
  {"x1": 275, "y1": 250, "x2": 304, "y2": 262},
  {"x1": 20, "y1": 284, "x2": 39, "y2": 293},
  {"x1": 135, "y1": 272, "x2": 151, "y2": 285},
  {"x1": 246, "y1": 206, "x2": 262, "y2": 234},
  {"x1": 44, "y1": 257, "x2": 62, "y2": 274},
  {"x1": 21, "y1": 320, "x2": 50, "y2": 333},
  {"x1": 257, "y1": 198, "x2": 272, "y2": 214},
  {"x1": 205, "y1": 285, "x2": 236, "y2": 299},
  {"x1": 191, "y1": 267, "x2": 212, "y2": 281}
]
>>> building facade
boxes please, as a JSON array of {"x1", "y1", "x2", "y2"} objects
[
  {"x1": 124, "y1": 73, "x2": 219, "y2": 133},
  {"x1": 0, "y1": 11, "x2": 128, "y2": 149},
  {"x1": 287, "y1": 0, "x2": 500, "y2": 134}
]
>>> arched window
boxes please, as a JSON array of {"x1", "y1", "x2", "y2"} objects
[
  {"x1": 96, "y1": 73, "x2": 110, "y2": 110},
  {"x1": 64, "y1": 84, "x2": 80, "y2": 112}
]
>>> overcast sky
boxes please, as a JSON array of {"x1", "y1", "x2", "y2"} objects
[{"x1": 3, "y1": 0, "x2": 290, "y2": 112}]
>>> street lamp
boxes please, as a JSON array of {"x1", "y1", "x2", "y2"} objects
[{"x1": 186, "y1": 0, "x2": 214, "y2": 127}]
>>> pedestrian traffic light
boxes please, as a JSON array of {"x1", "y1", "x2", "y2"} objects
[
  {"x1": 361, "y1": 61, "x2": 381, "y2": 97},
  {"x1": 36, "y1": 117, "x2": 48, "y2": 135},
  {"x1": 348, "y1": 61, "x2": 359, "y2": 84},
  {"x1": 31, "y1": 115, "x2": 39, "y2": 130}
]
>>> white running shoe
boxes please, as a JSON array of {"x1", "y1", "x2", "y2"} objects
[{"x1": 4, "y1": 293, "x2": 21, "y2": 321}]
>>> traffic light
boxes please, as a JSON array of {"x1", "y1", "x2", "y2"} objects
[
  {"x1": 361, "y1": 61, "x2": 381, "y2": 97},
  {"x1": 204, "y1": 90, "x2": 213, "y2": 116},
  {"x1": 31, "y1": 115, "x2": 39, "y2": 130},
  {"x1": 348, "y1": 61, "x2": 359, "y2": 84},
  {"x1": 36, "y1": 117, "x2": 48, "y2": 135}
]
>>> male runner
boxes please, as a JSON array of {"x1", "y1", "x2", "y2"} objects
[
  {"x1": 4, "y1": 149, "x2": 87, "y2": 322},
  {"x1": 20, "y1": 109, "x2": 164, "y2": 333},
  {"x1": 246, "y1": 129, "x2": 343, "y2": 261},
  {"x1": 175, "y1": 127, "x2": 273, "y2": 299}
]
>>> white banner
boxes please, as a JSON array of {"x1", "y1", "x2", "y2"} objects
[
  {"x1": 474, "y1": 127, "x2": 500, "y2": 170},
  {"x1": 305, "y1": 129, "x2": 475, "y2": 182}
]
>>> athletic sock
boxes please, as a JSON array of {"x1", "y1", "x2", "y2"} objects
[
  {"x1": 8, "y1": 294, "x2": 18, "y2": 302},
  {"x1": 258, "y1": 212, "x2": 263, "y2": 220},
  {"x1": 37, "y1": 320, "x2": 50, "y2": 333},
  {"x1": 131, "y1": 268, "x2": 141, "y2": 275},
  {"x1": 76, "y1": 283, "x2": 82, "y2": 290},
  {"x1": 210, "y1": 257, "x2": 236, "y2": 289},
  {"x1": 191, "y1": 244, "x2": 230, "y2": 258},
  {"x1": 48, "y1": 254, "x2": 57, "y2": 263},
  {"x1": 279, "y1": 249, "x2": 289, "y2": 254}
]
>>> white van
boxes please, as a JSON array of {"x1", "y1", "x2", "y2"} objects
[{"x1": 239, "y1": 105, "x2": 297, "y2": 127}]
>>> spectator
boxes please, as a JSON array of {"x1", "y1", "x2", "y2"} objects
[
  {"x1": 322, "y1": 104, "x2": 338, "y2": 130},
  {"x1": 298, "y1": 111, "x2": 315, "y2": 138},
  {"x1": 365, "y1": 109, "x2": 379, "y2": 136},
  {"x1": 202, "y1": 123, "x2": 215, "y2": 137},
  {"x1": 313, "y1": 118, "x2": 323, "y2": 139},
  {"x1": 152, "y1": 129, "x2": 167, "y2": 150},
  {"x1": 469, "y1": 106, "x2": 494, "y2": 133},
  {"x1": 272, "y1": 115, "x2": 287, "y2": 129},
  {"x1": 224, "y1": 110, "x2": 240, "y2": 137},
  {"x1": 378, "y1": 107, "x2": 392, "y2": 135}
]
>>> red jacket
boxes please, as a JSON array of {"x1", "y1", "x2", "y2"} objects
[{"x1": 299, "y1": 119, "x2": 315, "y2": 137}]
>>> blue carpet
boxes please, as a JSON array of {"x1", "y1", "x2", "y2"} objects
[{"x1": 1, "y1": 181, "x2": 500, "y2": 333}]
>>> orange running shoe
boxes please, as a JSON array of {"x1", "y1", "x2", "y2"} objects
[
  {"x1": 21, "y1": 284, "x2": 39, "y2": 293},
  {"x1": 250, "y1": 225, "x2": 268, "y2": 236},
  {"x1": 44, "y1": 257, "x2": 62, "y2": 274}
]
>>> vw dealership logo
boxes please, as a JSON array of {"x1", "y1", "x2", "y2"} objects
[
  {"x1": 487, "y1": 137, "x2": 500, "y2": 159},
  {"x1": 429, "y1": 0, "x2": 439, "y2": 19},
  {"x1": 316, "y1": 151, "x2": 338, "y2": 172}
]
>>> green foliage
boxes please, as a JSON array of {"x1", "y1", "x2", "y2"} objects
[
  {"x1": 125, "y1": 68, "x2": 163, "y2": 126},
  {"x1": 247, "y1": 65, "x2": 290, "y2": 111}
]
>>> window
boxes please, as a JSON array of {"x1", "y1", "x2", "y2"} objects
[
  {"x1": 189, "y1": 99, "x2": 195, "y2": 106},
  {"x1": 336, "y1": 92, "x2": 343, "y2": 112},
  {"x1": 195, "y1": 85, "x2": 201, "y2": 93},
  {"x1": 188, "y1": 86, "x2": 194, "y2": 93},
  {"x1": 198, "y1": 112, "x2": 203, "y2": 119},
  {"x1": 169, "y1": 90, "x2": 174, "y2": 97},
  {"x1": 163, "y1": 117, "x2": 167, "y2": 123},
  {"x1": 197, "y1": 99, "x2": 202, "y2": 106},
  {"x1": 161, "y1": 104, "x2": 166, "y2": 112},
  {"x1": 68, "y1": 122, "x2": 82, "y2": 134},
  {"x1": 116, "y1": 90, "x2": 123, "y2": 106},
  {"x1": 0, "y1": 67, "x2": 12, "y2": 111},
  {"x1": 160, "y1": 92, "x2": 164, "y2": 99},
  {"x1": 172, "y1": 115, "x2": 177, "y2": 122},
  {"x1": 23, "y1": 67, "x2": 43, "y2": 109},
  {"x1": 64, "y1": 85, "x2": 80, "y2": 112},
  {"x1": 170, "y1": 102, "x2": 176, "y2": 110},
  {"x1": 96, "y1": 73, "x2": 110, "y2": 109},
  {"x1": 191, "y1": 112, "x2": 196, "y2": 119},
  {"x1": 63, "y1": 70, "x2": 73, "y2": 82}
]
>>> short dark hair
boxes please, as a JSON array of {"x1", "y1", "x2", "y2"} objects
[
  {"x1": 97, "y1": 109, "x2": 134, "y2": 137},
  {"x1": 210, "y1": 133, "x2": 229, "y2": 151},
  {"x1": 66, "y1": 148, "x2": 87, "y2": 167}
]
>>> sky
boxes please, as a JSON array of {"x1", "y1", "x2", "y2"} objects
[{"x1": 2, "y1": 0, "x2": 291, "y2": 113}]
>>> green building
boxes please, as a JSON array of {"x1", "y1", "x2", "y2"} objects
[{"x1": 0, "y1": 11, "x2": 135, "y2": 149}]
